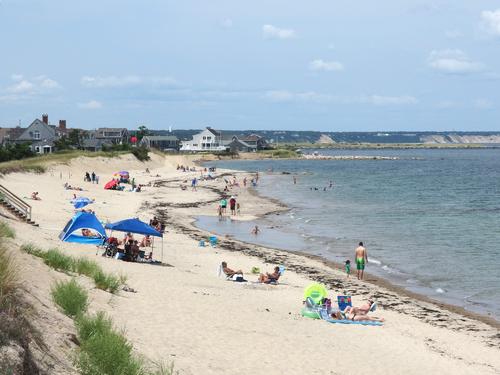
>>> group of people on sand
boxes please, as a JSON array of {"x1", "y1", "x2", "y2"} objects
[
  {"x1": 84, "y1": 171, "x2": 99, "y2": 184},
  {"x1": 221, "y1": 262, "x2": 282, "y2": 284},
  {"x1": 218, "y1": 196, "x2": 240, "y2": 218},
  {"x1": 106, "y1": 232, "x2": 153, "y2": 262},
  {"x1": 177, "y1": 164, "x2": 196, "y2": 172}
]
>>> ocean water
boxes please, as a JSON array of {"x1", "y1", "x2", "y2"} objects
[{"x1": 196, "y1": 149, "x2": 500, "y2": 319}]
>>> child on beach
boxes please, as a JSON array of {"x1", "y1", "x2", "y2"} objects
[{"x1": 345, "y1": 260, "x2": 351, "y2": 278}]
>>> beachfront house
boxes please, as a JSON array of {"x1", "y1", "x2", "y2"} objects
[
  {"x1": 227, "y1": 134, "x2": 269, "y2": 152},
  {"x1": 81, "y1": 127, "x2": 130, "y2": 151},
  {"x1": 139, "y1": 135, "x2": 180, "y2": 151},
  {"x1": 13, "y1": 114, "x2": 68, "y2": 154},
  {"x1": 95, "y1": 127, "x2": 129, "y2": 145},
  {"x1": 180, "y1": 127, "x2": 226, "y2": 152}
]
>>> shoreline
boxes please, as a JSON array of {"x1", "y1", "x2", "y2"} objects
[
  {"x1": 156, "y1": 166, "x2": 500, "y2": 332},
  {"x1": 2, "y1": 153, "x2": 499, "y2": 374}
]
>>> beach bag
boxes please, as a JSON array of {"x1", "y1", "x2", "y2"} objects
[{"x1": 233, "y1": 275, "x2": 246, "y2": 282}]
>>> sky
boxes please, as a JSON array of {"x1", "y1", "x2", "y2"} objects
[{"x1": 0, "y1": 0, "x2": 499, "y2": 131}]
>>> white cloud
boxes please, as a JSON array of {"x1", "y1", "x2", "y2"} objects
[
  {"x1": 78, "y1": 100, "x2": 103, "y2": 109},
  {"x1": 309, "y1": 59, "x2": 344, "y2": 72},
  {"x1": 262, "y1": 24, "x2": 295, "y2": 39},
  {"x1": 7, "y1": 80, "x2": 34, "y2": 94},
  {"x1": 220, "y1": 18, "x2": 233, "y2": 28},
  {"x1": 39, "y1": 77, "x2": 60, "y2": 89},
  {"x1": 427, "y1": 49, "x2": 483, "y2": 74},
  {"x1": 473, "y1": 98, "x2": 493, "y2": 109},
  {"x1": 81, "y1": 75, "x2": 177, "y2": 88},
  {"x1": 481, "y1": 9, "x2": 500, "y2": 36},
  {"x1": 445, "y1": 30, "x2": 462, "y2": 39},
  {"x1": 362, "y1": 95, "x2": 418, "y2": 105},
  {"x1": 264, "y1": 90, "x2": 333, "y2": 103}
]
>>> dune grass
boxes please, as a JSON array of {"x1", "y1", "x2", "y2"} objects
[
  {"x1": 44, "y1": 248, "x2": 75, "y2": 272},
  {"x1": 74, "y1": 258, "x2": 101, "y2": 277},
  {"x1": 0, "y1": 149, "x2": 137, "y2": 175},
  {"x1": 21, "y1": 244, "x2": 125, "y2": 293},
  {"x1": 0, "y1": 247, "x2": 18, "y2": 307},
  {"x1": 51, "y1": 279, "x2": 88, "y2": 317},
  {"x1": 92, "y1": 271, "x2": 125, "y2": 294},
  {"x1": 0, "y1": 221, "x2": 15, "y2": 239},
  {"x1": 75, "y1": 312, "x2": 144, "y2": 375}
]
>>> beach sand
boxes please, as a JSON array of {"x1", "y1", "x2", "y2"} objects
[{"x1": 1, "y1": 153, "x2": 499, "y2": 375}]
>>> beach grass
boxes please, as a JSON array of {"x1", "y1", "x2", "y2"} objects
[
  {"x1": 0, "y1": 247, "x2": 18, "y2": 307},
  {"x1": 0, "y1": 221, "x2": 15, "y2": 239},
  {"x1": 74, "y1": 258, "x2": 101, "y2": 278},
  {"x1": 92, "y1": 271, "x2": 124, "y2": 294},
  {"x1": 20, "y1": 243, "x2": 46, "y2": 258},
  {"x1": 44, "y1": 248, "x2": 75, "y2": 272},
  {"x1": 75, "y1": 312, "x2": 144, "y2": 375},
  {"x1": 0, "y1": 149, "x2": 131, "y2": 175},
  {"x1": 51, "y1": 279, "x2": 88, "y2": 317},
  {"x1": 22, "y1": 243, "x2": 124, "y2": 294}
]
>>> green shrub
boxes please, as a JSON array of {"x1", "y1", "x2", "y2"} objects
[
  {"x1": 74, "y1": 258, "x2": 101, "y2": 278},
  {"x1": 131, "y1": 146, "x2": 150, "y2": 162},
  {"x1": 76, "y1": 313, "x2": 143, "y2": 375},
  {"x1": 51, "y1": 279, "x2": 88, "y2": 317},
  {"x1": 44, "y1": 249, "x2": 75, "y2": 272},
  {"x1": 0, "y1": 221, "x2": 15, "y2": 239}
]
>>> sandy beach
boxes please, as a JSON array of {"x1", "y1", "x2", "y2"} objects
[{"x1": 1, "y1": 153, "x2": 499, "y2": 375}]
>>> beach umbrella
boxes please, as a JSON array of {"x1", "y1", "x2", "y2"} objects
[
  {"x1": 71, "y1": 197, "x2": 94, "y2": 209},
  {"x1": 104, "y1": 180, "x2": 118, "y2": 190}
]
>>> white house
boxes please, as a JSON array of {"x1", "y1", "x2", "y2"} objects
[{"x1": 180, "y1": 127, "x2": 227, "y2": 151}]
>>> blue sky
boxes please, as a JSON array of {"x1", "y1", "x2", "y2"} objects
[{"x1": 0, "y1": 0, "x2": 499, "y2": 131}]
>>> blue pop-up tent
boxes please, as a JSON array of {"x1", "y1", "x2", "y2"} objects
[
  {"x1": 71, "y1": 197, "x2": 94, "y2": 209},
  {"x1": 105, "y1": 218, "x2": 163, "y2": 261},
  {"x1": 59, "y1": 212, "x2": 107, "y2": 245}
]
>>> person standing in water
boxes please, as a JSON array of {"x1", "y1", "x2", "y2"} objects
[
  {"x1": 355, "y1": 242, "x2": 368, "y2": 280},
  {"x1": 293, "y1": 176, "x2": 297, "y2": 184}
]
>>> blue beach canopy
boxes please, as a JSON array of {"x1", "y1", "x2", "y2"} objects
[
  {"x1": 105, "y1": 218, "x2": 162, "y2": 237},
  {"x1": 59, "y1": 212, "x2": 107, "y2": 245},
  {"x1": 71, "y1": 197, "x2": 93, "y2": 209}
]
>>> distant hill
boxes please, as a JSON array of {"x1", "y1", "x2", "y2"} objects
[{"x1": 151, "y1": 129, "x2": 500, "y2": 144}]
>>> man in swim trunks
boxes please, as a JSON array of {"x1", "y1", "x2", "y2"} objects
[{"x1": 355, "y1": 241, "x2": 368, "y2": 280}]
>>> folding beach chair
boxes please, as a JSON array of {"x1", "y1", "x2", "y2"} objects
[{"x1": 337, "y1": 295, "x2": 352, "y2": 312}]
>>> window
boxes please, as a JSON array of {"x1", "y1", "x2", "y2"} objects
[
  {"x1": 34, "y1": 131, "x2": 41, "y2": 140},
  {"x1": 35, "y1": 146, "x2": 41, "y2": 153},
  {"x1": 203, "y1": 136, "x2": 206, "y2": 140}
]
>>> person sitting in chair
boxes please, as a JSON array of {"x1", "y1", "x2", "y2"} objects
[
  {"x1": 140, "y1": 235, "x2": 152, "y2": 247},
  {"x1": 221, "y1": 261, "x2": 243, "y2": 278},
  {"x1": 258, "y1": 266, "x2": 281, "y2": 284}
]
